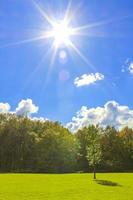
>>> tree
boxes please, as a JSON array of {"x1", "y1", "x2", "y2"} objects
[
  {"x1": 118, "y1": 127, "x2": 133, "y2": 170},
  {"x1": 0, "y1": 112, "x2": 133, "y2": 173},
  {"x1": 76, "y1": 127, "x2": 91, "y2": 172},
  {"x1": 36, "y1": 122, "x2": 79, "y2": 173},
  {"x1": 101, "y1": 126, "x2": 123, "y2": 171},
  {"x1": 86, "y1": 125, "x2": 102, "y2": 179}
]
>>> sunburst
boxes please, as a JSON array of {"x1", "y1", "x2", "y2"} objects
[
  {"x1": 1, "y1": 0, "x2": 126, "y2": 68},
  {"x1": 31, "y1": 0, "x2": 92, "y2": 66}
]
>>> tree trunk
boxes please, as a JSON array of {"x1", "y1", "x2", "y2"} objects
[{"x1": 93, "y1": 166, "x2": 96, "y2": 179}]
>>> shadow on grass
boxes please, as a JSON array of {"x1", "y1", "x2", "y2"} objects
[{"x1": 95, "y1": 180, "x2": 122, "y2": 187}]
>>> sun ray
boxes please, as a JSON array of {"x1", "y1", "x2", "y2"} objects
[
  {"x1": 0, "y1": 32, "x2": 53, "y2": 48},
  {"x1": 72, "y1": 14, "x2": 132, "y2": 34},
  {"x1": 3, "y1": 0, "x2": 128, "y2": 72},
  {"x1": 50, "y1": 43, "x2": 58, "y2": 67},
  {"x1": 64, "y1": 0, "x2": 72, "y2": 24},
  {"x1": 31, "y1": 0, "x2": 55, "y2": 26},
  {"x1": 63, "y1": 0, "x2": 83, "y2": 25},
  {"x1": 42, "y1": 43, "x2": 58, "y2": 86},
  {"x1": 72, "y1": 19, "x2": 114, "y2": 33},
  {"x1": 68, "y1": 41, "x2": 95, "y2": 70},
  {"x1": 22, "y1": 42, "x2": 55, "y2": 93}
]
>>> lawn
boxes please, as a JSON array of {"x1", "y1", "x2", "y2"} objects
[{"x1": 0, "y1": 173, "x2": 132, "y2": 200}]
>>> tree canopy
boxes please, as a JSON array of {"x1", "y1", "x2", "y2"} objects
[{"x1": 0, "y1": 113, "x2": 133, "y2": 173}]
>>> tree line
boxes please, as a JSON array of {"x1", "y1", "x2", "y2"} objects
[{"x1": 0, "y1": 113, "x2": 132, "y2": 173}]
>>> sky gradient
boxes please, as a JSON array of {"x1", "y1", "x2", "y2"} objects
[{"x1": 0, "y1": 0, "x2": 133, "y2": 131}]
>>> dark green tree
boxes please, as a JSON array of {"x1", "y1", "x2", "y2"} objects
[{"x1": 101, "y1": 126, "x2": 123, "y2": 171}]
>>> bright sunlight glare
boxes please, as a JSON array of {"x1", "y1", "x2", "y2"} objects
[
  {"x1": 49, "y1": 20, "x2": 74, "y2": 47},
  {"x1": 3, "y1": 0, "x2": 110, "y2": 68}
]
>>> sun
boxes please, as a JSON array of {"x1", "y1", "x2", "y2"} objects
[
  {"x1": 6, "y1": 0, "x2": 101, "y2": 68},
  {"x1": 49, "y1": 20, "x2": 74, "y2": 48}
]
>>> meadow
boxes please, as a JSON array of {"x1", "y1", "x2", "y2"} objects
[{"x1": 0, "y1": 173, "x2": 132, "y2": 200}]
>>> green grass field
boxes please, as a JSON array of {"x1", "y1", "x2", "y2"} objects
[{"x1": 0, "y1": 173, "x2": 132, "y2": 200}]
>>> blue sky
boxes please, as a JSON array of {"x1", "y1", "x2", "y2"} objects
[{"x1": 0, "y1": 0, "x2": 133, "y2": 131}]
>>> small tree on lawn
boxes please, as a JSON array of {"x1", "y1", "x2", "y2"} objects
[{"x1": 86, "y1": 125, "x2": 102, "y2": 179}]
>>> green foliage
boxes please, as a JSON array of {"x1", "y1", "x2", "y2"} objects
[
  {"x1": 101, "y1": 126, "x2": 123, "y2": 170},
  {"x1": 82, "y1": 125, "x2": 102, "y2": 178},
  {"x1": 76, "y1": 125, "x2": 133, "y2": 172},
  {"x1": 0, "y1": 114, "x2": 78, "y2": 173},
  {"x1": 36, "y1": 124, "x2": 78, "y2": 173},
  {"x1": 118, "y1": 127, "x2": 133, "y2": 169},
  {"x1": 86, "y1": 137, "x2": 102, "y2": 167},
  {"x1": 76, "y1": 125, "x2": 102, "y2": 173},
  {"x1": 0, "y1": 113, "x2": 133, "y2": 173}
]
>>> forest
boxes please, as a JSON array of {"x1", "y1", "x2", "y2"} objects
[{"x1": 0, "y1": 113, "x2": 132, "y2": 173}]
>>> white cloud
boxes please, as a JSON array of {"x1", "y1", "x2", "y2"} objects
[
  {"x1": 66, "y1": 101, "x2": 133, "y2": 132},
  {"x1": 0, "y1": 99, "x2": 49, "y2": 121},
  {"x1": 0, "y1": 103, "x2": 10, "y2": 113},
  {"x1": 31, "y1": 117, "x2": 48, "y2": 122},
  {"x1": 128, "y1": 62, "x2": 133, "y2": 75},
  {"x1": 0, "y1": 99, "x2": 38, "y2": 116},
  {"x1": 74, "y1": 73, "x2": 104, "y2": 87},
  {"x1": 15, "y1": 99, "x2": 39, "y2": 116},
  {"x1": 122, "y1": 59, "x2": 133, "y2": 75}
]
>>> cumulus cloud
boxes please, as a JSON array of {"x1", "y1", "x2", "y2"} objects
[
  {"x1": 0, "y1": 99, "x2": 39, "y2": 116},
  {"x1": 31, "y1": 117, "x2": 49, "y2": 122},
  {"x1": 66, "y1": 101, "x2": 133, "y2": 132},
  {"x1": 122, "y1": 59, "x2": 133, "y2": 75},
  {"x1": 128, "y1": 62, "x2": 133, "y2": 75},
  {"x1": 0, "y1": 99, "x2": 49, "y2": 121},
  {"x1": 15, "y1": 99, "x2": 39, "y2": 116},
  {"x1": 0, "y1": 103, "x2": 10, "y2": 113},
  {"x1": 74, "y1": 73, "x2": 104, "y2": 87}
]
